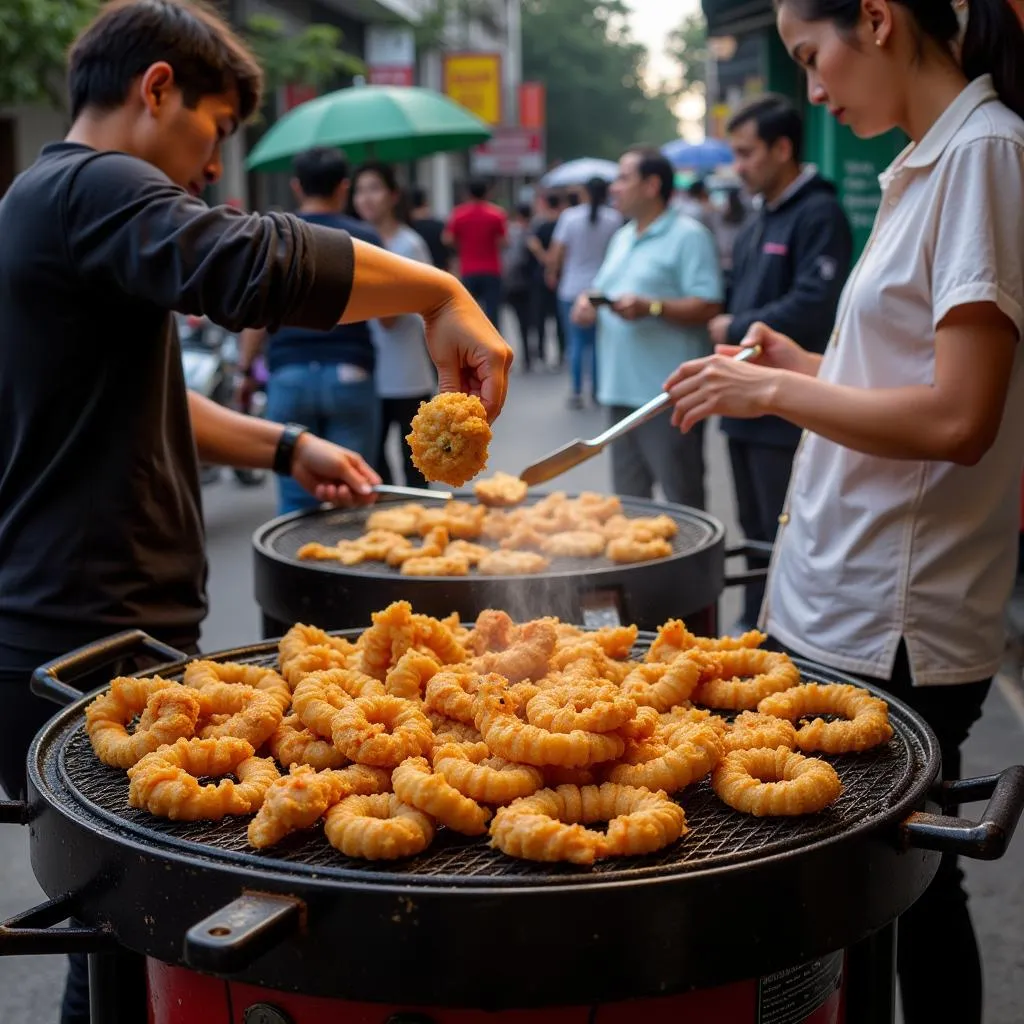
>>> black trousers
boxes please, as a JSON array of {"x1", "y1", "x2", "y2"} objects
[
  {"x1": 1, "y1": 637, "x2": 198, "y2": 1024},
  {"x1": 727, "y1": 438, "x2": 797, "y2": 628},
  {"x1": 530, "y1": 280, "x2": 565, "y2": 365},
  {"x1": 376, "y1": 394, "x2": 430, "y2": 489},
  {"x1": 776, "y1": 640, "x2": 990, "y2": 1024},
  {"x1": 505, "y1": 287, "x2": 540, "y2": 369}
]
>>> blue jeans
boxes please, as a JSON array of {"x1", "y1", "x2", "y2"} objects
[
  {"x1": 559, "y1": 298, "x2": 597, "y2": 398},
  {"x1": 463, "y1": 273, "x2": 503, "y2": 326},
  {"x1": 266, "y1": 362, "x2": 380, "y2": 515}
]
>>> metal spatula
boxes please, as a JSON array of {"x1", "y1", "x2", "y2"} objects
[{"x1": 518, "y1": 345, "x2": 762, "y2": 487}]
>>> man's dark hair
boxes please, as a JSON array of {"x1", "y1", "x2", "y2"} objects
[
  {"x1": 68, "y1": 0, "x2": 263, "y2": 123},
  {"x1": 468, "y1": 178, "x2": 489, "y2": 200},
  {"x1": 293, "y1": 147, "x2": 349, "y2": 199},
  {"x1": 410, "y1": 186, "x2": 428, "y2": 209},
  {"x1": 624, "y1": 146, "x2": 675, "y2": 205},
  {"x1": 544, "y1": 193, "x2": 562, "y2": 211},
  {"x1": 727, "y1": 94, "x2": 803, "y2": 164},
  {"x1": 687, "y1": 179, "x2": 709, "y2": 199}
]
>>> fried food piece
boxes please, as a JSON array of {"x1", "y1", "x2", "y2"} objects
[
  {"x1": 386, "y1": 525, "x2": 449, "y2": 567},
  {"x1": 296, "y1": 541, "x2": 367, "y2": 564},
  {"x1": 127, "y1": 737, "x2": 279, "y2": 820},
  {"x1": 712, "y1": 747, "x2": 843, "y2": 817},
  {"x1": 324, "y1": 793, "x2": 435, "y2": 860},
  {"x1": 581, "y1": 624, "x2": 639, "y2": 659},
  {"x1": 474, "y1": 681, "x2": 625, "y2": 768},
  {"x1": 617, "y1": 706, "x2": 661, "y2": 741},
  {"x1": 331, "y1": 694, "x2": 434, "y2": 767},
  {"x1": 693, "y1": 649, "x2": 801, "y2": 711},
  {"x1": 432, "y1": 741, "x2": 544, "y2": 804},
  {"x1": 621, "y1": 655, "x2": 704, "y2": 712},
  {"x1": 645, "y1": 619, "x2": 767, "y2": 663},
  {"x1": 468, "y1": 609, "x2": 519, "y2": 655},
  {"x1": 279, "y1": 624, "x2": 359, "y2": 689},
  {"x1": 366, "y1": 503, "x2": 425, "y2": 536},
  {"x1": 292, "y1": 668, "x2": 385, "y2": 737},
  {"x1": 498, "y1": 522, "x2": 549, "y2": 550},
  {"x1": 526, "y1": 684, "x2": 636, "y2": 734},
  {"x1": 757, "y1": 683, "x2": 893, "y2": 753},
  {"x1": 393, "y1": 755, "x2": 492, "y2": 835},
  {"x1": 549, "y1": 641, "x2": 631, "y2": 685},
  {"x1": 406, "y1": 392, "x2": 491, "y2": 487},
  {"x1": 193, "y1": 682, "x2": 284, "y2": 748},
  {"x1": 356, "y1": 601, "x2": 467, "y2": 680},
  {"x1": 574, "y1": 493, "x2": 623, "y2": 523},
  {"x1": 85, "y1": 677, "x2": 198, "y2": 769},
  {"x1": 385, "y1": 649, "x2": 441, "y2": 700},
  {"x1": 605, "y1": 722, "x2": 723, "y2": 794},
  {"x1": 482, "y1": 508, "x2": 521, "y2": 541},
  {"x1": 489, "y1": 783, "x2": 686, "y2": 864},
  {"x1": 541, "y1": 765, "x2": 599, "y2": 787},
  {"x1": 606, "y1": 535, "x2": 673, "y2": 564},
  {"x1": 722, "y1": 711, "x2": 799, "y2": 753},
  {"x1": 247, "y1": 763, "x2": 390, "y2": 849},
  {"x1": 356, "y1": 530, "x2": 415, "y2": 563},
  {"x1": 478, "y1": 550, "x2": 551, "y2": 575},
  {"x1": 469, "y1": 619, "x2": 558, "y2": 683},
  {"x1": 183, "y1": 660, "x2": 291, "y2": 715},
  {"x1": 424, "y1": 668, "x2": 483, "y2": 724},
  {"x1": 540, "y1": 530, "x2": 608, "y2": 559},
  {"x1": 400, "y1": 555, "x2": 472, "y2": 577},
  {"x1": 269, "y1": 715, "x2": 348, "y2": 770},
  {"x1": 415, "y1": 501, "x2": 488, "y2": 540},
  {"x1": 444, "y1": 540, "x2": 492, "y2": 566},
  {"x1": 474, "y1": 471, "x2": 529, "y2": 508}
]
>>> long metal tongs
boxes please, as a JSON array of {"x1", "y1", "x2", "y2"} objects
[{"x1": 518, "y1": 345, "x2": 763, "y2": 487}]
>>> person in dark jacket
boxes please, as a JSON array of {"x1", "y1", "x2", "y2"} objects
[{"x1": 708, "y1": 94, "x2": 853, "y2": 630}]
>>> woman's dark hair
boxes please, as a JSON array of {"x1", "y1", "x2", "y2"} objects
[
  {"x1": 776, "y1": 0, "x2": 1024, "y2": 119},
  {"x1": 350, "y1": 161, "x2": 410, "y2": 224},
  {"x1": 585, "y1": 175, "x2": 609, "y2": 224},
  {"x1": 68, "y1": 0, "x2": 263, "y2": 122},
  {"x1": 724, "y1": 188, "x2": 748, "y2": 225}
]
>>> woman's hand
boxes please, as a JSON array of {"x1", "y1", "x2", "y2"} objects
[
  {"x1": 664, "y1": 353, "x2": 781, "y2": 433},
  {"x1": 719, "y1": 322, "x2": 820, "y2": 376},
  {"x1": 291, "y1": 433, "x2": 381, "y2": 507},
  {"x1": 423, "y1": 286, "x2": 514, "y2": 422}
]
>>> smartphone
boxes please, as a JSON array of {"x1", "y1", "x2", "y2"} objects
[{"x1": 587, "y1": 292, "x2": 614, "y2": 307}]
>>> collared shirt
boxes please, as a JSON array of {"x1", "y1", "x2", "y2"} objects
[
  {"x1": 764, "y1": 76, "x2": 1024, "y2": 686},
  {"x1": 593, "y1": 208, "x2": 723, "y2": 409}
]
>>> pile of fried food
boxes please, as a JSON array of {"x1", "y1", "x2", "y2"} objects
[
  {"x1": 84, "y1": 603, "x2": 893, "y2": 866},
  {"x1": 297, "y1": 487, "x2": 681, "y2": 575}
]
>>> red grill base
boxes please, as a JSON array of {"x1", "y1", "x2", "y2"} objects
[{"x1": 147, "y1": 955, "x2": 846, "y2": 1024}]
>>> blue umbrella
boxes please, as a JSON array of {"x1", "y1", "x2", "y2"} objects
[
  {"x1": 662, "y1": 138, "x2": 734, "y2": 171},
  {"x1": 540, "y1": 158, "x2": 620, "y2": 189}
]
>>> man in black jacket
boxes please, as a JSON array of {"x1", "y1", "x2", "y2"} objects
[{"x1": 708, "y1": 95, "x2": 852, "y2": 631}]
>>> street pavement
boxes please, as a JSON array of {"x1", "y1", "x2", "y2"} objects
[{"x1": 2, "y1": 362, "x2": 1022, "y2": 1022}]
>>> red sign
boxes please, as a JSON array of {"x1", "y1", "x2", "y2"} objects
[
  {"x1": 282, "y1": 83, "x2": 317, "y2": 112},
  {"x1": 519, "y1": 82, "x2": 546, "y2": 130},
  {"x1": 368, "y1": 65, "x2": 415, "y2": 87},
  {"x1": 471, "y1": 126, "x2": 545, "y2": 177}
]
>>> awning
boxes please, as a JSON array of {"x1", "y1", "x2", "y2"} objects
[{"x1": 702, "y1": 0, "x2": 774, "y2": 35}]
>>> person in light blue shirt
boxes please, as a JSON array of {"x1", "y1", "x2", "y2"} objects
[{"x1": 571, "y1": 146, "x2": 723, "y2": 509}]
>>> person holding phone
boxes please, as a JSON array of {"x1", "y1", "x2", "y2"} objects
[{"x1": 665, "y1": 1, "x2": 1024, "y2": 1020}]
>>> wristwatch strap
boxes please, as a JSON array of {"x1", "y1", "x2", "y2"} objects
[
  {"x1": 273, "y1": 423, "x2": 308, "y2": 477},
  {"x1": 649, "y1": 300, "x2": 664, "y2": 318}
]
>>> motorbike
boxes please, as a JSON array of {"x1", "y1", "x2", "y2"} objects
[{"x1": 177, "y1": 314, "x2": 267, "y2": 488}]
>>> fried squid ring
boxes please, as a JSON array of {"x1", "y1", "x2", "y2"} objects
[
  {"x1": 431, "y1": 741, "x2": 544, "y2": 804},
  {"x1": 385, "y1": 649, "x2": 441, "y2": 700},
  {"x1": 621, "y1": 655, "x2": 704, "y2": 712},
  {"x1": 474, "y1": 682, "x2": 625, "y2": 768},
  {"x1": 605, "y1": 723, "x2": 723, "y2": 794},
  {"x1": 127, "y1": 737, "x2": 280, "y2": 820},
  {"x1": 194, "y1": 682, "x2": 284, "y2": 748},
  {"x1": 444, "y1": 540, "x2": 492, "y2": 566},
  {"x1": 477, "y1": 550, "x2": 551, "y2": 576},
  {"x1": 526, "y1": 684, "x2": 636, "y2": 734},
  {"x1": 606, "y1": 535, "x2": 672, "y2": 564},
  {"x1": 291, "y1": 668, "x2": 385, "y2": 738},
  {"x1": 425, "y1": 669, "x2": 484, "y2": 724},
  {"x1": 574, "y1": 492, "x2": 623, "y2": 523},
  {"x1": 247, "y1": 763, "x2": 391, "y2": 849},
  {"x1": 693, "y1": 649, "x2": 801, "y2": 710},
  {"x1": 365, "y1": 503, "x2": 425, "y2": 536},
  {"x1": 400, "y1": 555, "x2": 471, "y2": 577},
  {"x1": 489, "y1": 783, "x2": 686, "y2": 865},
  {"x1": 617, "y1": 705, "x2": 661, "y2": 740},
  {"x1": 324, "y1": 793, "x2": 435, "y2": 860},
  {"x1": 473, "y1": 472, "x2": 529, "y2": 508},
  {"x1": 540, "y1": 530, "x2": 608, "y2": 559},
  {"x1": 722, "y1": 711, "x2": 798, "y2": 753},
  {"x1": 549, "y1": 642, "x2": 631, "y2": 685},
  {"x1": 331, "y1": 695, "x2": 434, "y2": 767},
  {"x1": 393, "y1": 756, "x2": 492, "y2": 835},
  {"x1": 406, "y1": 392, "x2": 491, "y2": 487},
  {"x1": 85, "y1": 677, "x2": 199, "y2": 769},
  {"x1": 757, "y1": 683, "x2": 893, "y2": 753},
  {"x1": 580, "y1": 624, "x2": 639, "y2": 659},
  {"x1": 540, "y1": 765, "x2": 599, "y2": 788},
  {"x1": 416, "y1": 501, "x2": 488, "y2": 540},
  {"x1": 468, "y1": 609, "x2": 520, "y2": 655},
  {"x1": 296, "y1": 541, "x2": 368, "y2": 564},
  {"x1": 427, "y1": 713, "x2": 484, "y2": 746},
  {"x1": 279, "y1": 624, "x2": 358, "y2": 688},
  {"x1": 183, "y1": 660, "x2": 291, "y2": 715},
  {"x1": 469, "y1": 619, "x2": 558, "y2": 682},
  {"x1": 385, "y1": 525, "x2": 449, "y2": 567},
  {"x1": 712, "y1": 747, "x2": 843, "y2": 817},
  {"x1": 268, "y1": 714, "x2": 347, "y2": 770},
  {"x1": 645, "y1": 619, "x2": 767, "y2": 663}
]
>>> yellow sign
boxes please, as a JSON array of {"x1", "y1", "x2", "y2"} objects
[{"x1": 443, "y1": 53, "x2": 503, "y2": 126}]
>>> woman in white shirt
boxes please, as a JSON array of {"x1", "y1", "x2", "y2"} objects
[
  {"x1": 352, "y1": 163, "x2": 437, "y2": 487},
  {"x1": 665, "y1": 2, "x2": 1024, "y2": 1022}
]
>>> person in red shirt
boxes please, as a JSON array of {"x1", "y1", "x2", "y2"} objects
[{"x1": 444, "y1": 178, "x2": 508, "y2": 325}]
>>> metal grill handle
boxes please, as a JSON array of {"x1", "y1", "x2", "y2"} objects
[
  {"x1": 901, "y1": 765, "x2": 1024, "y2": 860},
  {"x1": 185, "y1": 893, "x2": 304, "y2": 972},
  {"x1": 0, "y1": 894, "x2": 117, "y2": 957},
  {"x1": 31, "y1": 630, "x2": 190, "y2": 707}
]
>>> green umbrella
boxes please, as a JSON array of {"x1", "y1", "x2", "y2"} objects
[{"x1": 245, "y1": 84, "x2": 493, "y2": 172}]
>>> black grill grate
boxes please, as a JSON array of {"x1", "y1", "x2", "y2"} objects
[
  {"x1": 260, "y1": 497, "x2": 718, "y2": 579},
  {"x1": 53, "y1": 642, "x2": 930, "y2": 890}
]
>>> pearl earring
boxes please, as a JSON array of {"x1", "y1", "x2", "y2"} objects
[{"x1": 876, "y1": 38, "x2": 883, "y2": 46}]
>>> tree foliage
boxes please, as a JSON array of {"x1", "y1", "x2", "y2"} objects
[
  {"x1": 414, "y1": 0, "x2": 502, "y2": 51},
  {"x1": 521, "y1": 0, "x2": 680, "y2": 163},
  {"x1": 666, "y1": 11, "x2": 708, "y2": 95}
]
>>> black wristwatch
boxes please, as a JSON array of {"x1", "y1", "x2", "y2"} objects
[{"x1": 273, "y1": 423, "x2": 308, "y2": 477}]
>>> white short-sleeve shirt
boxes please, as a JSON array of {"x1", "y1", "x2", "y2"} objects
[{"x1": 763, "y1": 76, "x2": 1024, "y2": 686}]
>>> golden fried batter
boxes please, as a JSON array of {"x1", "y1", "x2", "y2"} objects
[
  {"x1": 324, "y1": 793, "x2": 434, "y2": 860},
  {"x1": 474, "y1": 472, "x2": 529, "y2": 508},
  {"x1": 366, "y1": 504, "x2": 425, "y2": 536},
  {"x1": 540, "y1": 530, "x2": 608, "y2": 559},
  {"x1": 606, "y1": 536, "x2": 673, "y2": 564},
  {"x1": 400, "y1": 555, "x2": 471, "y2": 577},
  {"x1": 477, "y1": 550, "x2": 551, "y2": 576},
  {"x1": 406, "y1": 392, "x2": 492, "y2": 487}
]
